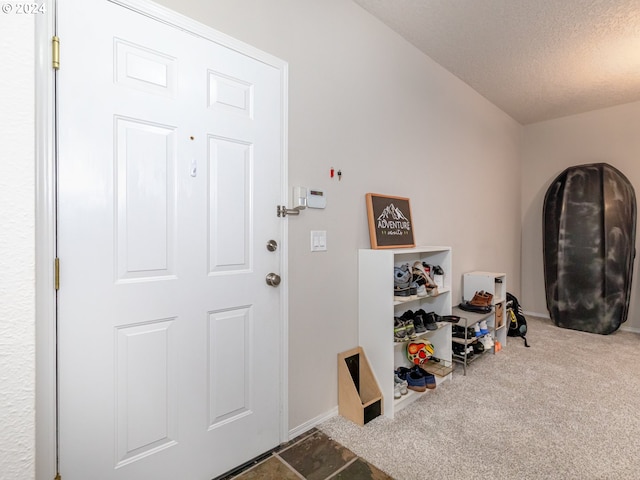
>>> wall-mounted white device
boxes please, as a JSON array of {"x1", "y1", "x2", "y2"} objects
[
  {"x1": 307, "y1": 188, "x2": 326, "y2": 209},
  {"x1": 277, "y1": 186, "x2": 307, "y2": 217},
  {"x1": 292, "y1": 186, "x2": 308, "y2": 210}
]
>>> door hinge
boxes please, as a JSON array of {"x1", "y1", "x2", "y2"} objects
[
  {"x1": 54, "y1": 257, "x2": 60, "y2": 291},
  {"x1": 52, "y1": 36, "x2": 60, "y2": 70}
]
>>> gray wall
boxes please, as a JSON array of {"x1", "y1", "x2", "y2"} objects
[
  {"x1": 152, "y1": 0, "x2": 522, "y2": 430},
  {"x1": 521, "y1": 100, "x2": 640, "y2": 331}
]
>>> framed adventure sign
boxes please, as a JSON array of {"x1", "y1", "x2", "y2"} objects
[{"x1": 365, "y1": 193, "x2": 415, "y2": 249}]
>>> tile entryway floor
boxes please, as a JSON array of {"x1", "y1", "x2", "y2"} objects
[{"x1": 216, "y1": 428, "x2": 394, "y2": 480}]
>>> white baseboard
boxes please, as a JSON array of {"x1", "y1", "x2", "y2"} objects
[
  {"x1": 288, "y1": 407, "x2": 339, "y2": 440},
  {"x1": 523, "y1": 311, "x2": 550, "y2": 319},
  {"x1": 525, "y1": 311, "x2": 640, "y2": 334},
  {"x1": 620, "y1": 325, "x2": 640, "y2": 334}
]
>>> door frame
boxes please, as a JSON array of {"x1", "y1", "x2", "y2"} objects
[{"x1": 35, "y1": 1, "x2": 289, "y2": 478}]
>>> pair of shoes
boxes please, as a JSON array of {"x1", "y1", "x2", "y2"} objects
[
  {"x1": 412, "y1": 262, "x2": 439, "y2": 297},
  {"x1": 394, "y1": 374, "x2": 408, "y2": 398},
  {"x1": 480, "y1": 334, "x2": 494, "y2": 349},
  {"x1": 413, "y1": 309, "x2": 439, "y2": 331},
  {"x1": 452, "y1": 342, "x2": 474, "y2": 358},
  {"x1": 472, "y1": 320, "x2": 490, "y2": 337},
  {"x1": 395, "y1": 310, "x2": 438, "y2": 339},
  {"x1": 452, "y1": 324, "x2": 476, "y2": 339},
  {"x1": 395, "y1": 366, "x2": 436, "y2": 392},
  {"x1": 394, "y1": 264, "x2": 413, "y2": 302},
  {"x1": 394, "y1": 263, "x2": 423, "y2": 301},
  {"x1": 411, "y1": 365, "x2": 437, "y2": 389},
  {"x1": 469, "y1": 290, "x2": 493, "y2": 307},
  {"x1": 458, "y1": 301, "x2": 492, "y2": 314},
  {"x1": 479, "y1": 320, "x2": 489, "y2": 335},
  {"x1": 394, "y1": 314, "x2": 416, "y2": 342},
  {"x1": 395, "y1": 367, "x2": 425, "y2": 392}
]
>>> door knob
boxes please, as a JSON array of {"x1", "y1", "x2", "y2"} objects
[{"x1": 265, "y1": 273, "x2": 281, "y2": 287}]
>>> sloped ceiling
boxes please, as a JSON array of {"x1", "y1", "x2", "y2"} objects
[{"x1": 353, "y1": 0, "x2": 640, "y2": 124}]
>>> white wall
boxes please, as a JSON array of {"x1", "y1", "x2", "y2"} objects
[
  {"x1": 0, "y1": 12, "x2": 36, "y2": 480},
  {"x1": 522, "y1": 100, "x2": 640, "y2": 330},
  {"x1": 153, "y1": 0, "x2": 522, "y2": 430}
]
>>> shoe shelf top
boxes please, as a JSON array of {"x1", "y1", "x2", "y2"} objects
[
  {"x1": 393, "y1": 287, "x2": 451, "y2": 307},
  {"x1": 465, "y1": 271, "x2": 506, "y2": 277},
  {"x1": 381, "y1": 246, "x2": 451, "y2": 255},
  {"x1": 451, "y1": 306, "x2": 493, "y2": 326}
]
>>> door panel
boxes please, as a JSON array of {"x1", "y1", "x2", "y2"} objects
[{"x1": 57, "y1": 1, "x2": 285, "y2": 478}]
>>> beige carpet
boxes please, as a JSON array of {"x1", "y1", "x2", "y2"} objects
[{"x1": 320, "y1": 315, "x2": 640, "y2": 480}]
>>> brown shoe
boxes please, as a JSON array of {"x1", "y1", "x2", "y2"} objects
[{"x1": 469, "y1": 291, "x2": 493, "y2": 307}]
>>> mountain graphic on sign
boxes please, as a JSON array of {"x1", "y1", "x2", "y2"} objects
[{"x1": 377, "y1": 204, "x2": 409, "y2": 222}]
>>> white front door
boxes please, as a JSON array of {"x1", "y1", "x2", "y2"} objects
[{"x1": 57, "y1": 1, "x2": 286, "y2": 478}]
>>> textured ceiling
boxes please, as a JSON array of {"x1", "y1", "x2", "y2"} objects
[{"x1": 353, "y1": 0, "x2": 640, "y2": 124}]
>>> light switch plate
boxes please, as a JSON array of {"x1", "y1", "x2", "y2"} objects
[{"x1": 310, "y1": 230, "x2": 327, "y2": 252}]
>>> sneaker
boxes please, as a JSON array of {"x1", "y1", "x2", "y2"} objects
[
  {"x1": 452, "y1": 342, "x2": 466, "y2": 356},
  {"x1": 410, "y1": 264, "x2": 428, "y2": 297},
  {"x1": 413, "y1": 312, "x2": 427, "y2": 334},
  {"x1": 394, "y1": 317, "x2": 408, "y2": 342},
  {"x1": 452, "y1": 342, "x2": 474, "y2": 359},
  {"x1": 452, "y1": 325, "x2": 475, "y2": 339},
  {"x1": 396, "y1": 367, "x2": 427, "y2": 392},
  {"x1": 412, "y1": 262, "x2": 439, "y2": 297},
  {"x1": 403, "y1": 318, "x2": 416, "y2": 339},
  {"x1": 396, "y1": 366, "x2": 426, "y2": 392},
  {"x1": 479, "y1": 320, "x2": 489, "y2": 335},
  {"x1": 406, "y1": 371, "x2": 427, "y2": 392},
  {"x1": 432, "y1": 265, "x2": 445, "y2": 288},
  {"x1": 394, "y1": 264, "x2": 412, "y2": 302},
  {"x1": 399, "y1": 310, "x2": 417, "y2": 338},
  {"x1": 472, "y1": 341, "x2": 485, "y2": 354},
  {"x1": 409, "y1": 280, "x2": 419, "y2": 300},
  {"x1": 480, "y1": 335, "x2": 494, "y2": 349},
  {"x1": 421, "y1": 262, "x2": 440, "y2": 296},
  {"x1": 394, "y1": 384, "x2": 402, "y2": 399},
  {"x1": 415, "y1": 309, "x2": 438, "y2": 331},
  {"x1": 394, "y1": 374, "x2": 408, "y2": 395},
  {"x1": 473, "y1": 323, "x2": 482, "y2": 337},
  {"x1": 411, "y1": 365, "x2": 437, "y2": 389}
]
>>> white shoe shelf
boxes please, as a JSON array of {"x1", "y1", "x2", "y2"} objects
[{"x1": 358, "y1": 246, "x2": 453, "y2": 419}]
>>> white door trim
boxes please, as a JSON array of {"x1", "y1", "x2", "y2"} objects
[
  {"x1": 35, "y1": 2, "x2": 289, "y2": 478},
  {"x1": 35, "y1": 2, "x2": 57, "y2": 478}
]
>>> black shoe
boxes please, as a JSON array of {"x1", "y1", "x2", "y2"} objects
[
  {"x1": 414, "y1": 309, "x2": 438, "y2": 331},
  {"x1": 424, "y1": 311, "x2": 439, "y2": 331},
  {"x1": 398, "y1": 310, "x2": 417, "y2": 338},
  {"x1": 452, "y1": 342, "x2": 466, "y2": 357},
  {"x1": 412, "y1": 311, "x2": 427, "y2": 333},
  {"x1": 452, "y1": 325, "x2": 475, "y2": 339}
]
